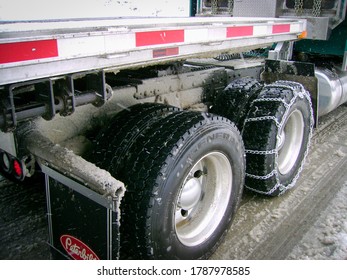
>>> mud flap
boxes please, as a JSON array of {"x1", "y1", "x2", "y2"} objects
[
  {"x1": 43, "y1": 166, "x2": 120, "y2": 260},
  {"x1": 261, "y1": 59, "x2": 318, "y2": 127}
]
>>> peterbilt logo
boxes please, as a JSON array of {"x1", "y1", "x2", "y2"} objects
[{"x1": 60, "y1": 235, "x2": 100, "y2": 260}]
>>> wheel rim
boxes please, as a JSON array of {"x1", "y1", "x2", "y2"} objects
[
  {"x1": 277, "y1": 109, "x2": 304, "y2": 175},
  {"x1": 175, "y1": 152, "x2": 232, "y2": 247}
]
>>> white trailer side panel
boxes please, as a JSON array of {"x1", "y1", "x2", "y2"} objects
[{"x1": 0, "y1": 0, "x2": 191, "y2": 21}]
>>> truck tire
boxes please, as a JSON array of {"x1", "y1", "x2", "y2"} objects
[
  {"x1": 90, "y1": 103, "x2": 180, "y2": 179},
  {"x1": 242, "y1": 81, "x2": 314, "y2": 196},
  {"x1": 112, "y1": 110, "x2": 245, "y2": 259},
  {"x1": 210, "y1": 77, "x2": 263, "y2": 130}
]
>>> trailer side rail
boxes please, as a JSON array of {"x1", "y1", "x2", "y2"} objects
[{"x1": 0, "y1": 17, "x2": 306, "y2": 85}]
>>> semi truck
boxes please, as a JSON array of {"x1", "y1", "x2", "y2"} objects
[{"x1": 0, "y1": 0, "x2": 346, "y2": 260}]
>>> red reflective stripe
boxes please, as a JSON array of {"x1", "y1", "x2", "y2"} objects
[
  {"x1": 272, "y1": 24, "x2": 291, "y2": 34},
  {"x1": 136, "y1": 30, "x2": 184, "y2": 47},
  {"x1": 227, "y1": 26, "x2": 254, "y2": 38},
  {"x1": 153, "y1": 47, "x2": 179, "y2": 58},
  {"x1": 0, "y1": 39, "x2": 58, "y2": 64}
]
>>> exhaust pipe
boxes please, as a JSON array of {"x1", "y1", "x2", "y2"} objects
[{"x1": 316, "y1": 67, "x2": 347, "y2": 117}]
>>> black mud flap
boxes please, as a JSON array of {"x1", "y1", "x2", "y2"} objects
[{"x1": 42, "y1": 166, "x2": 120, "y2": 260}]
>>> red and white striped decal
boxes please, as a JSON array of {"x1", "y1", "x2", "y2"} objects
[{"x1": 0, "y1": 39, "x2": 58, "y2": 64}]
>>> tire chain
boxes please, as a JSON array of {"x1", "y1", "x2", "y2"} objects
[{"x1": 244, "y1": 80, "x2": 314, "y2": 195}]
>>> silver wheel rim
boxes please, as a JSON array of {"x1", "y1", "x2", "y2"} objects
[
  {"x1": 277, "y1": 109, "x2": 304, "y2": 175},
  {"x1": 175, "y1": 152, "x2": 232, "y2": 247}
]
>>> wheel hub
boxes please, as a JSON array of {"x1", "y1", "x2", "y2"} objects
[
  {"x1": 277, "y1": 129, "x2": 286, "y2": 150},
  {"x1": 179, "y1": 177, "x2": 202, "y2": 210}
]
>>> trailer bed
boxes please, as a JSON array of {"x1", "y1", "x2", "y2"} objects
[{"x1": 0, "y1": 17, "x2": 306, "y2": 85}]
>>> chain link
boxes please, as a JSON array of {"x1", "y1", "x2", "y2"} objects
[
  {"x1": 294, "y1": 0, "x2": 304, "y2": 16},
  {"x1": 244, "y1": 116, "x2": 281, "y2": 128},
  {"x1": 212, "y1": 0, "x2": 218, "y2": 14},
  {"x1": 246, "y1": 170, "x2": 277, "y2": 180},
  {"x1": 245, "y1": 149, "x2": 277, "y2": 155},
  {"x1": 253, "y1": 97, "x2": 290, "y2": 109},
  {"x1": 228, "y1": 0, "x2": 234, "y2": 15},
  {"x1": 313, "y1": 0, "x2": 322, "y2": 17},
  {"x1": 210, "y1": 0, "x2": 233, "y2": 15},
  {"x1": 294, "y1": 0, "x2": 322, "y2": 17}
]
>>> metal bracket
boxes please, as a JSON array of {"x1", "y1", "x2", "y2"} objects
[
  {"x1": 36, "y1": 80, "x2": 56, "y2": 121},
  {"x1": 1, "y1": 79, "x2": 56, "y2": 132},
  {"x1": 268, "y1": 41, "x2": 294, "y2": 61},
  {"x1": 1, "y1": 85, "x2": 16, "y2": 132},
  {"x1": 0, "y1": 70, "x2": 111, "y2": 132},
  {"x1": 54, "y1": 76, "x2": 76, "y2": 117}
]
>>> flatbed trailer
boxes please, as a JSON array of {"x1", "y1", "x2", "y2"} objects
[{"x1": 0, "y1": 0, "x2": 346, "y2": 260}]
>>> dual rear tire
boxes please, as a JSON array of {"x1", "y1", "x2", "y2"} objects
[
  {"x1": 212, "y1": 79, "x2": 314, "y2": 196},
  {"x1": 92, "y1": 104, "x2": 245, "y2": 259},
  {"x1": 91, "y1": 78, "x2": 314, "y2": 259}
]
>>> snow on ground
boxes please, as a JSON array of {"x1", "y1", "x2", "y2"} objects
[{"x1": 287, "y1": 181, "x2": 347, "y2": 260}]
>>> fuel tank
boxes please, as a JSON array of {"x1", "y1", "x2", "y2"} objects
[{"x1": 316, "y1": 67, "x2": 347, "y2": 117}]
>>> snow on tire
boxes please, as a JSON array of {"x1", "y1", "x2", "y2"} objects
[
  {"x1": 242, "y1": 81, "x2": 314, "y2": 196},
  {"x1": 115, "y1": 110, "x2": 245, "y2": 259}
]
